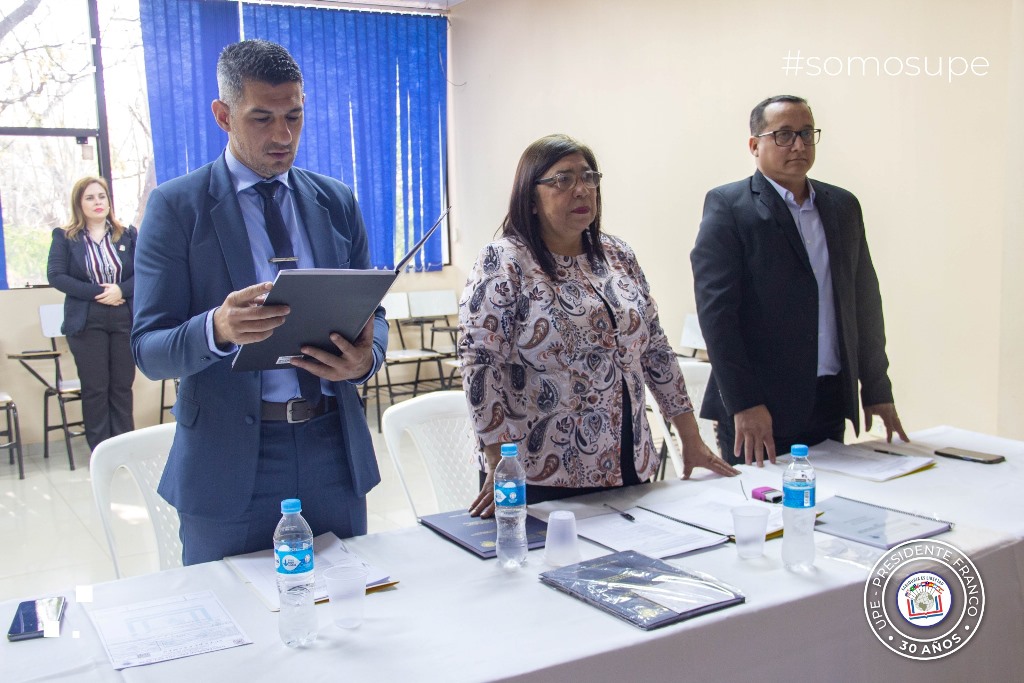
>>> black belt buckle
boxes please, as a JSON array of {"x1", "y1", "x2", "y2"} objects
[{"x1": 285, "y1": 398, "x2": 313, "y2": 423}]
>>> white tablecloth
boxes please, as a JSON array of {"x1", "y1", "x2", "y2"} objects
[{"x1": 3, "y1": 427, "x2": 1023, "y2": 683}]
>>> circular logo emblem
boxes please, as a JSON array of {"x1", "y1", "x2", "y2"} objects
[
  {"x1": 896, "y1": 572, "x2": 951, "y2": 627},
  {"x1": 864, "y1": 539, "x2": 984, "y2": 660}
]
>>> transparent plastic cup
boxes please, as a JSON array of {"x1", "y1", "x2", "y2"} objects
[
  {"x1": 544, "y1": 510, "x2": 582, "y2": 567},
  {"x1": 323, "y1": 563, "x2": 369, "y2": 629},
  {"x1": 731, "y1": 506, "x2": 770, "y2": 559}
]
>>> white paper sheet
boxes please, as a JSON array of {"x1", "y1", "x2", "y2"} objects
[
  {"x1": 575, "y1": 507, "x2": 728, "y2": 558},
  {"x1": 224, "y1": 532, "x2": 390, "y2": 611},
  {"x1": 641, "y1": 490, "x2": 784, "y2": 537},
  {"x1": 87, "y1": 590, "x2": 250, "y2": 670},
  {"x1": 782, "y1": 440, "x2": 934, "y2": 481}
]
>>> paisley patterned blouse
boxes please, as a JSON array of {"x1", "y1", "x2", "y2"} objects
[{"x1": 458, "y1": 234, "x2": 693, "y2": 487}]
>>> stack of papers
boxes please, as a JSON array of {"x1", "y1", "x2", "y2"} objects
[
  {"x1": 224, "y1": 532, "x2": 392, "y2": 611},
  {"x1": 781, "y1": 440, "x2": 935, "y2": 481}
]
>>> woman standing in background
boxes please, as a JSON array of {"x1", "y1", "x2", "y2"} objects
[{"x1": 47, "y1": 176, "x2": 136, "y2": 450}]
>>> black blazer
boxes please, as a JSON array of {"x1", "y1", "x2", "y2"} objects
[
  {"x1": 690, "y1": 171, "x2": 893, "y2": 439},
  {"x1": 46, "y1": 226, "x2": 136, "y2": 337}
]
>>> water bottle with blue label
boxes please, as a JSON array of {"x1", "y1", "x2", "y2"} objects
[
  {"x1": 274, "y1": 498, "x2": 318, "y2": 646},
  {"x1": 494, "y1": 443, "x2": 527, "y2": 569},
  {"x1": 782, "y1": 444, "x2": 816, "y2": 570}
]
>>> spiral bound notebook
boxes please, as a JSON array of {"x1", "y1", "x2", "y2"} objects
[{"x1": 815, "y1": 496, "x2": 953, "y2": 549}]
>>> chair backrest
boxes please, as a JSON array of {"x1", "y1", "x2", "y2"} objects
[
  {"x1": 39, "y1": 304, "x2": 65, "y2": 339},
  {"x1": 38, "y1": 304, "x2": 75, "y2": 386},
  {"x1": 407, "y1": 290, "x2": 458, "y2": 318},
  {"x1": 381, "y1": 291, "x2": 411, "y2": 321},
  {"x1": 679, "y1": 313, "x2": 707, "y2": 353},
  {"x1": 381, "y1": 390, "x2": 479, "y2": 518},
  {"x1": 646, "y1": 359, "x2": 717, "y2": 478},
  {"x1": 678, "y1": 358, "x2": 717, "y2": 457},
  {"x1": 90, "y1": 423, "x2": 181, "y2": 578}
]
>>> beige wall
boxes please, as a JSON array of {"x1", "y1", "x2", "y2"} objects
[
  {"x1": 4, "y1": 0, "x2": 1020, "y2": 444},
  {"x1": 0, "y1": 288, "x2": 167, "y2": 446},
  {"x1": 447, "y1": 0, "x2": 1023, "y2": 438}
]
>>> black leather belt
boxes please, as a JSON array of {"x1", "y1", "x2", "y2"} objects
[{"x1": 261, "y1": 396, "x2": 338, "y2": 423}]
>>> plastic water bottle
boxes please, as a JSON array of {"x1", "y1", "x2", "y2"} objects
[
  {"x1": 494, "y1": 443, "x2": 528, "y2": 569},
  {"x1": 274, "y1": 498, "x2": 318, "y2": 647},
  {"x1": 782, "y1": 444, "x2": 816, "y2": 570}
]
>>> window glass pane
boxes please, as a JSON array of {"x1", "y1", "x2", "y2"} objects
[
  {"x1": 0, "y1": 0, "x2": 96, "y2": 129},
  {"x1": 0, "y1": 135, "x2": 100, "y2": 287},
  {"x1": 98, "y1": 0, "x2": 152, "y2": 228}
]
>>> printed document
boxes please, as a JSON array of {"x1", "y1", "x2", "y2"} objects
[{"x1": 87, "y1": 590, "x2": 250, "y2": 670}]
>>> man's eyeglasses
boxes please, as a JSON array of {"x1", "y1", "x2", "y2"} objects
[
  {"x1": 535, "y1": 170, "x2": 602, "y2": 192},
  {"x1": 754, "y1": 128, "x2": 821, "y2": 147}
]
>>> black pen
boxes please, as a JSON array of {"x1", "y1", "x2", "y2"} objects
[{"x1": 604, "y1": 503, "x2": 635, "y2": 522}]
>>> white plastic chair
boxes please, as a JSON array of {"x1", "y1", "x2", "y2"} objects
[
  {"x1": 90, "y1": 422, "x2": 181, "y2": 577},
  {"x1": 679, "y1": 312, "x2": 707, "y2": 357},
  {"x1": 380, "y1": 390, "x2": 480, "y2": 519},
  {"x1": 647, "y1": 359, "x2": 717, "y2": 478}
]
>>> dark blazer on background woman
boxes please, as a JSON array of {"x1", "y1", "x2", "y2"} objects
[{"x1": 47, "y1": 226, "x2": 137, "y2": 336}]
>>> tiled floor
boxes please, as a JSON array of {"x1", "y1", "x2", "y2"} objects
[{"x1": 0, "y1": 419, "x2": 437, "y2": 603}]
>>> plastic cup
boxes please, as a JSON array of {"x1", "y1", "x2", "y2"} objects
[
  {"x1": 544, "y1": 510, "x2": 582, "y2": 567},
  {"x1": 323, "y1": 562, "x2": 369, "y2": 629},
  {"x1": 731, "y1": 506, "x2": 770, "y2": 559}
]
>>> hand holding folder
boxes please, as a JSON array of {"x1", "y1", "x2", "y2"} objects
[{"x1": 232, "y1": 209, "x2": 449, "y2": 372}]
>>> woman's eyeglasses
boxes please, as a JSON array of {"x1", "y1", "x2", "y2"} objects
[{"x1": 535, "y1": 170, "x2": 602, "y2": 192}]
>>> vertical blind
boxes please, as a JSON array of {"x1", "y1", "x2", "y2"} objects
[{"x1": 139, "y1": 0, "x2": 447, "y2": 271}]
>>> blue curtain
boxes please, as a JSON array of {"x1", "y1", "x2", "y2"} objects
[
  {"x1": 139, "y1": 0, "x2": 239, "y2": 182},
  {"x1": 139, "y1": 0, "x2": 447, "y2": 272}
]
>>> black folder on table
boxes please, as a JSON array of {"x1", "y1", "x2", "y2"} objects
[
  {"x1": 419, "y1": 509, "x2": 548, "y2": 559},
  {"x1": 539, "y1": 550, "x2": 745, "y2": 630},
  {"x1": 232, "y1": 209, "x2": 449, "y2": 372}
]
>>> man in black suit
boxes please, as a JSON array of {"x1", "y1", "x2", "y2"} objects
[{"x1": 691, "y1": 95, "x2": 907, "y2": 466}]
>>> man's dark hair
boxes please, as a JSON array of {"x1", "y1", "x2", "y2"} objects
[
  {"x1": 500, "y1": 133, "x2": 605, "y2": 281},
  {"x1": 217, "y1": 39, "x2": 303, "y2": 105},
  {"x1": 749, "y1": 95, "x2": 811, "y2": 135}
]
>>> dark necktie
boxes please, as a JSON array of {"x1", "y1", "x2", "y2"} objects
[
  {"x1": 253, "y1": 180, "x2": 297, "y2": 270},
  {"x1": 253, "y1": 180, "x2": 322, "y2": 405}
]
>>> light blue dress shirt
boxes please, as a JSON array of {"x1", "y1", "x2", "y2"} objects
[{"x1": 765, "y1": 176, "x2": 841, "y2": 377}]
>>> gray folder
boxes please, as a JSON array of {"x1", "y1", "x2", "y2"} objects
[{"x1": 231, "y1": 209, "x2": 448, "y2": 372}]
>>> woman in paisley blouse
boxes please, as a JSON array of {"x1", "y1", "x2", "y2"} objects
[{"x1": 461, "y1": 134, "x2": 738, "y2": 517}]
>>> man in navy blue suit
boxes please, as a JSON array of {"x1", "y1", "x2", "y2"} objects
[
  {"x1": 132, "y1": 40, "x2": 388, "y2": 565},
  {"x1": 691, "y1": 95, "x2": 907, "y2": 467}
]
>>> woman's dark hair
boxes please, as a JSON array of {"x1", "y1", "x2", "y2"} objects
[{"x1": 500, "y1": 134, "x2": 604, "y2": 280}]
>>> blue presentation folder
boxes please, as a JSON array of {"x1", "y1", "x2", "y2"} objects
[{"x1": 419, "y1": 509, "x2": 547, "y2": 559}]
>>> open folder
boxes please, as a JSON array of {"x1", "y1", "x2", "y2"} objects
[{"x1": 232, "y1": 208, "x2": 449, "y2": 372}]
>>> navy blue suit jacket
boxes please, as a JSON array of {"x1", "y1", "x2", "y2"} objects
[
  {"x1": 690, "y1": 171, "x2": 893, "y2": 440},
  {"x1": 47, "y1": 226, "x2": 136, "y2": 336},
  {"x1": 132, "y1": 154, "x2": 388, "y2": 519}
]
